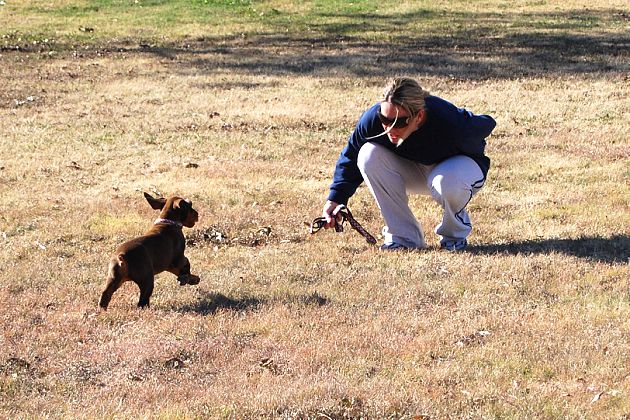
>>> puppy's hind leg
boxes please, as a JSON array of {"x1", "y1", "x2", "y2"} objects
[
  {"x1": 138, "y1": 277, "x2": 153, "y2": 308},
  {"x1": 136, "y1": 275, "x2": 155, "y2": 308},
  {"x1": 99, "y1": 259, "x2": 126, "y2": 310}
]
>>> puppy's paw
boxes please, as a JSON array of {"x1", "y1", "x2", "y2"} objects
[
  {"x1": 177, "y1": 274, "x2": 200, "y2": 286},
  {"x1": 177, "y1": 274, "x2": 189, "y2": 286}
]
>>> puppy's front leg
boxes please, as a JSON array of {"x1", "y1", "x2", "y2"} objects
[{"x1": 169, "y1": 255, "x2": 200, "y2": 286}]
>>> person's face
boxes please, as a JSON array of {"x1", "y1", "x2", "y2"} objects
[{"x1": 378, "y1": 101, "x2": 424, "y2": 145}]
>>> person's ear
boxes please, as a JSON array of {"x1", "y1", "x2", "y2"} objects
[{"x1": 414, "y1": 109, "x2": 426, "y2": 126}]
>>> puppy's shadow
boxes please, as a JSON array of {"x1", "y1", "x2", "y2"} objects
[
  {"x1": 176, "y1": 291, "x2": 330, "y2": 315},
  {"x1": 468, "y1": 234, "x2": 629, "y2": 264},
  {"x1": 178, "y1": 292, "x2": 264, "y2": 315}
]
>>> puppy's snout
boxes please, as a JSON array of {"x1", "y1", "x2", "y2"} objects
[{"x1": 185, "y1": 208, "x2": 199, "y2": 227}]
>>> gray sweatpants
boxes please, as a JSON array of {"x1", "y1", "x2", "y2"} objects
[{"x1": 357, "y1": 142, "x2": 486, "y2": 249}]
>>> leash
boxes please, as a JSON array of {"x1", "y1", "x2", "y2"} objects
[{"x1": 309, "y1": 205, "x2": 377, "y2": 245}]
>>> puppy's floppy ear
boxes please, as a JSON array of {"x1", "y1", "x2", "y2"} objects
[{"x1": 144, "y1": 192, "x2": 166, "y2": 210}]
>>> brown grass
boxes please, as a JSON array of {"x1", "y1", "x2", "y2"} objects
[{"x1": 1, "y1": 0, "x2": 629, "y2": 418}]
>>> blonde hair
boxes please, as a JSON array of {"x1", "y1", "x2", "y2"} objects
[{"x1": 382, "y1": 77, "x2": 430, "y2": 116}]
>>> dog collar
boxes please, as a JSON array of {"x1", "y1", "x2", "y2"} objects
[{"x1": 154, "y1": 218, "x2": 183, "y2": 228}]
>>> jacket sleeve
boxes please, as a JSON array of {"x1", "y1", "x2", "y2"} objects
[
  {"x1": 327, "y1": 106, "x2": 378, "y2": 205},
  {"x1": 451, "y1": 106, "x2": 496, "y2": 157}
]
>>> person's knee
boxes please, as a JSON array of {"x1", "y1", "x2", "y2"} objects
[
  {"x1": 357, "y1": 142, "x2": 381, "y2": 173},
  {"x1": 430, "y1": 175, "x2": 469, "y2": 204}
]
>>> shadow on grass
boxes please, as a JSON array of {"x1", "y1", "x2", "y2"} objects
[
  {"x1": 468, "y1": 234, "x2": 629, "y2": 263},
  {"x1": 177, "y1": 28, "x2": 630, "y2": 81},
  {"x1": 178, "y1": 292, "x2": 264, "y2": 315},
  {"x1": 4, "y1": 9, "x2": 628, "y2": 80},
  {"x1": 130, "y1": 8, "x2": 629, "y2": 80},
  {"x1": 177, "y1": 291, "x2": 329, "y2": 315}
]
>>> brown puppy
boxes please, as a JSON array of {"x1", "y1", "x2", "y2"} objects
[{"x1": 99, "y1": 192, "x2": 200, "y2": 309}]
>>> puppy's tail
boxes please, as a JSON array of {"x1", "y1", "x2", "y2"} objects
[{"x1": 116, "y1": 253, "x2": 129, "y2": 277}]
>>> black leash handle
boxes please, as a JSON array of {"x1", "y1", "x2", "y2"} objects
[{"x1": 309, "y1": 205, "x2": 377, "y2": 245}]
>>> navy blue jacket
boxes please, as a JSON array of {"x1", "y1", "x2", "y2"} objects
[{"x1": 328, "y1": 96, "x2": 496, "y2": 205}]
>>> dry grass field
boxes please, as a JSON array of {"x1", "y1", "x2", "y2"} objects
[{"x1": 1, "y1": 0, "x2": 629, "y2": 418}]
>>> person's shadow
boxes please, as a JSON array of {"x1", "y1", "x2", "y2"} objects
[{"x1": 468, "y1": 234, "x2": 629, "y2": 264}]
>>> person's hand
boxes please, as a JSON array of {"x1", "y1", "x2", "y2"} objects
[{"x1": 322, "y1": 200, "x2": 343, "y2": 229}]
